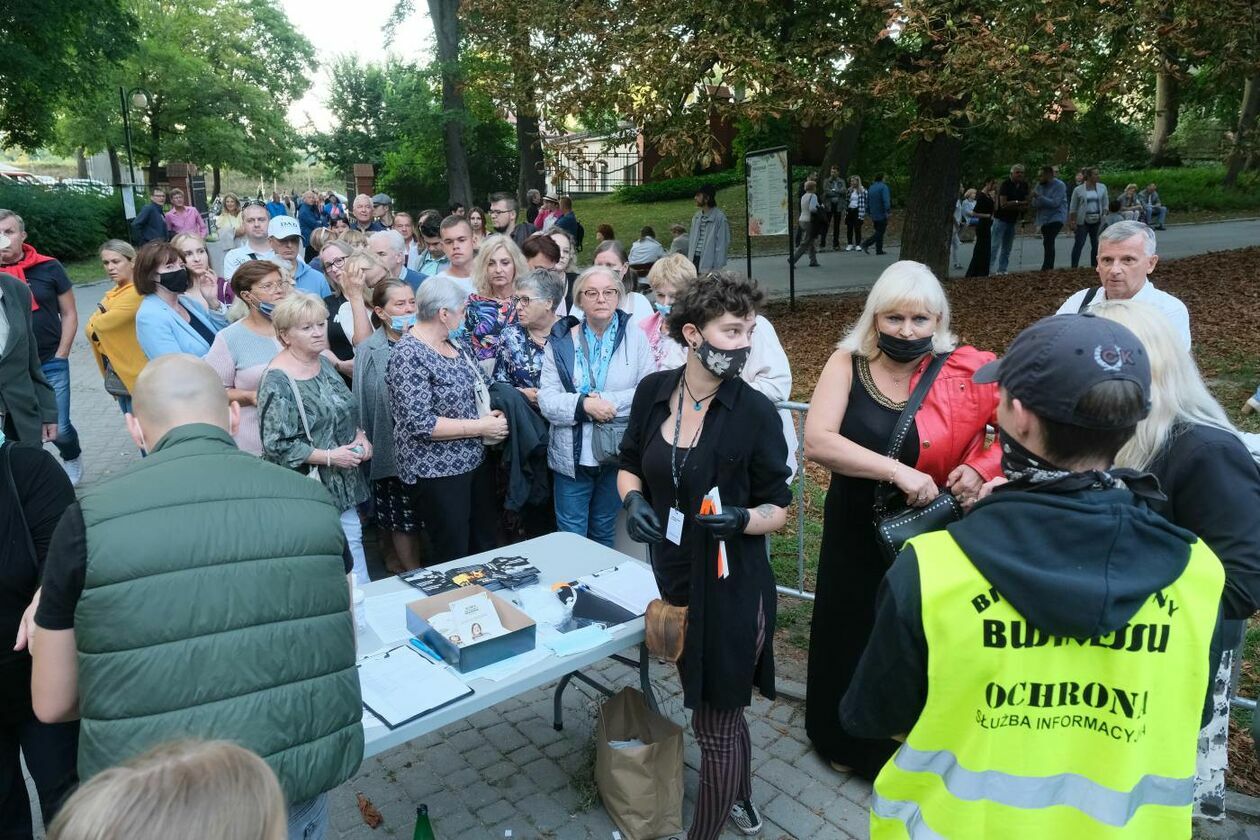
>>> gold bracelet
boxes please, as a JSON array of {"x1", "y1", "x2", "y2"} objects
[{"x1": 888, "y1": 462, "x2": 899, "y2": 482}]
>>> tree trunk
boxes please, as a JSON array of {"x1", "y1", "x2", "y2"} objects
[
  {"x1": 75, "y1": 148, "x2": 88, "y2": 179},
  {"x1": 900, "y1": 132, "x2": 963, "y2": 278},
  {"x1": 514, "y1": 36, "x2": 547, "y2": 206},
  {"x1": 818, "y1": 111, "x2": 865, "y2": 180},
  {"x1": 1224, "y1": 76, "x2": 1260, "y2": 187},
  {"x1": 428, "y1": 0, "x2": 473, "y2": 206},
  {"x1": 212, "y1": 165, "x2": 222, "y2": 197},
  {"x1": 1148, "y1": 66, "x2": 1181, "y2": 165},
  {"x1": 106, "y1": 145, "x2": 122, "y2": 186}
]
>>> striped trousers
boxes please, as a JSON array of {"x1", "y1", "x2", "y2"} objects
[{"x1": 687, "y1": 600, "x2": 766, "y2": 840}]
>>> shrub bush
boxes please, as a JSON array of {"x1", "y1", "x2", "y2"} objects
[
  {"x1": 613, "y1": 171, "x2": 744, "y2": 204},
  {"x1": 0, "y1": 184, "x2": 130, "y2": 261}
]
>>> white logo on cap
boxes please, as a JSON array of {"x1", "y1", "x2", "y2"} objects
[{"x1": 1094, "y1": 344, "x2": 1133, "y2": 372}]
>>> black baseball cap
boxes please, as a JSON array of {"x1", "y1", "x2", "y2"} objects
[{"x1": 973, "y1": 313, "x2": 1151, "y2": 429}]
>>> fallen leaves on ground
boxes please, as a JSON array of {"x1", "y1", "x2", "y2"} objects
[{"x1": 356, "y1": 793, "x2": 383, "y2": 828}]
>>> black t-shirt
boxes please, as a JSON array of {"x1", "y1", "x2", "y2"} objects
[
  {"x1": 1, "y1": 443, "x2": 75, "y2": 715},
  {"x1": 994, "y1": 179, "x2": 1030, "y2": 223},
  {"x1": 19, "y1": 260, "x2": 72, "y2": 363},
  {"x1": 36, "y1": 503, "x2": 356, "y2": 632}
]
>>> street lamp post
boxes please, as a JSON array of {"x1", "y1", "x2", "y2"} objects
[{"x1": 118, "y1": 86, "x2": 151, "y2": 189}]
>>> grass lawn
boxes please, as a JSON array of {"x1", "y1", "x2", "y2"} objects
[{"x1": 64, "y1": 258, "x2": 105, "y2": 285}]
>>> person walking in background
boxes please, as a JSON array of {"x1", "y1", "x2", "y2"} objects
[
  {"x1": 965, "y1": 179, "x2": 997, "y2": 277},
  {"x1": 843, "y1": 176, "x2": 867, "y2": 251},
  {"x1": 0, "y1": 210, "x2": 83, "y2": 484},
  {"x1": 0, "y1": 437, "x2": 78, "y2": 840},
  {"x1": 203, "y1": 261, "x2": 289, "y2": 456},
  {"x1": 802, "y1": 261, "x2": 1000, "y2": 779},
  {"x1": 688, "y1": 184, "x2": 731, "y2": 271},
  {"x1": 162, "y1": 189, "x2": 206, "y2": 239},
  {"x1": 1032, "y1": 165, "x2": 1068, "y2": 271},
  {"x1": 790, "y1": 180, "x2": 822, "y2": 267},
  {"x1": 825, "y1": 166, "x2": 845, "y2": 250},
  {"x1": 860, "y1": 174, "x2": 891, "y2": 255},
  {"x1": 46, "y1": 740, "x2": 287, "y2": 840},
  {"x1": 1069, "y1": 167, "x2": 1109, "y2": 268},
  {"x1": 989, "y1": 164, "x2": 1029, "y2": 274},
  {"x1": 539, "y1": 266, "x2": 654, "y2": 547},
  {"x1": 258, "y1": 292, "x2": 372, "y2": 585},
  {"x1": 24, "y1": 354, "x2": 364, "y2": 840},
  {"x1": 618, "y1": 271, "x2": 792, "y2": 840},
  {"x1": 387, "y1": 276, "x2": 508, "y2": 564},
  {"x1": 1096, "y1": 298, "x2": 1260, "y2": 821},
  {"x1": 131, "y1": 188, "x2": 168, "y2": 246},
  {"x1": 86, "y1": 240, "x2": 146, "y2": 414}
]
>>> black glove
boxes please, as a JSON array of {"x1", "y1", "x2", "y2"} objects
[
  {"x1": 694, "y1": 506, "x2": 750, "y2": 539},
  {"x1": 623, "y1": 490, "x2": 664, "y2": 543}
]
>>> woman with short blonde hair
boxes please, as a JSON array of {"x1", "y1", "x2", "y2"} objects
[
  {"x1": 642, "y1": 253, "x2": 696, "y2": 370},
  {"x1": 466, "y1": 233, "x2": 527, "y2": 361},
  {"x1": 47, "y1": 740, "x2": 286, "y2": 840},
  {"x1": 802, "y1": 260, "x2": 1000, "y2": 778}
]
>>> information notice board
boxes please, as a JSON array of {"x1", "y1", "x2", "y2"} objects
[{"x1": 745, "y1": 147, "x2": 790, "y2": 237}]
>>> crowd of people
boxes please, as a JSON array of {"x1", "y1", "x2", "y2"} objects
[{"x1": 0, "y1": 168, "x2": 1251, "y2": 840}]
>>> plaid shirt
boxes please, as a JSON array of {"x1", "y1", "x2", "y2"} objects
[{"x1": 847, "y1": 188, "x2": 867, "y2": 219}]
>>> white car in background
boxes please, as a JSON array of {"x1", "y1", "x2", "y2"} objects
[
  {"x1": 0, "y1": 164, "x2": 41, "y2": 186},
  {"x1": 59, "y1": 178, "x2": 113, "y2": 196}
]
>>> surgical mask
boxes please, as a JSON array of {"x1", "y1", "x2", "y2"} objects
[
  {"x1": 695, "y1": 340, "x2": 750, "y2": 381},
  {"x1": 653, "y1": 302, "x2": 671, "y2": 316},
  {"x1": 448, "y1": 323, "x2": 469, "y2": 343},
  {"x1": 157, "y1": 267, "x2": 190, "y2": 294},
  {"x1": 877, "y1": 332, "x2": 933, "y2": 363},
  {"x1": 257, "y1": 301, "x2": 276, "y2": 319},
  {"x1": 391, "y1": 313, "x2": 417, "y2": 332}
]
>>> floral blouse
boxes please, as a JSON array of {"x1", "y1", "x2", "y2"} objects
[
  {"x1": 465, "y1": 293, "x2": 517, "y2": 361},
  {"x1": 257, "y1": 357, "x2": 369, "y2": 511},
  {"x1": 492, "y1": 324, "x2": 547, "y2": 389}
]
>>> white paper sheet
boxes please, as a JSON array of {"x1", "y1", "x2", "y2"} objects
[
  {"x1": 577, "y1": 563, "x2": 660, "y2": 616},
  {"x1": 363, "y1": 589, "x2": 423, "y2": 646},
  {"x1": 359, "y1": 645, "x2": 472, "y2": 728},
  {"x1": 457, "y1": 647, "x2": 551, "y2": 682}
]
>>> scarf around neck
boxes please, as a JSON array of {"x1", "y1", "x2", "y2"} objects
[{"x1": 0, "y1": 244, "x2": 53, "y2": 310}]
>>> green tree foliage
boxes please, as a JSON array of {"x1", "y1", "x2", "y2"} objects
[
  {"x1": 304, "y1": 57, "x2": 402, "y2": 179},
  {"x1": 55, "y1": 0, "x2": 313, "y2": 182},
  {"x1": 0, "y1": 0, "x2": 137, "y2": 150}
]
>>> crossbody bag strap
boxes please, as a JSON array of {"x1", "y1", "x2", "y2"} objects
[
  {"x1": 1077, "y1": 286, "x2": 1100, "y2": 313},
  {"x1": 873, "y1": 351, "x2": 953, "y2": 514}
]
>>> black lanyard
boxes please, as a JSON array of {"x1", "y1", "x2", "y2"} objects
[{"x1": 670, "y1": 382, "x2": 705, "y2": 510}]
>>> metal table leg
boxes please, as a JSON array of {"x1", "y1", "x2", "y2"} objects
[{"x1": 552, "y1": 642, "x2": 658, "y2": 730}]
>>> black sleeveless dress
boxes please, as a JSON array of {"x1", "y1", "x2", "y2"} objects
[{"x1": 805, "y1": 355, "x2": 919, "y2": 778}]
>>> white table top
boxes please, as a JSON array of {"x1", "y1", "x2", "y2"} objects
[{"x1": 358, "y1": 531, "x2": 650, "y2": 758}]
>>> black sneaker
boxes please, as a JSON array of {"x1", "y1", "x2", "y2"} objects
[{"x1": 729, "y1": 799, "x2": 763, "y2": 835}]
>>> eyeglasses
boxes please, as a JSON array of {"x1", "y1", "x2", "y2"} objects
[
  {"x1": 510, "y1": 295, "x2": 536, "y2": 307},
  {"x1": 489, "y1": 208, "x2": 515, "y2": 216},
  {"x1": 253, "y1": 281, "x2": 286, "y2": 293},
  {"x1": 326, "y1": 256, "x2": 348, "y2": 269},
  {"x1": 582, "y1": 289, "x2": 618, "y2": 301}
]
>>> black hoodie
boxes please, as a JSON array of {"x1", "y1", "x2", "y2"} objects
[{"x1": 841, "y1": 485, "x2": 1223, "y2": 741}]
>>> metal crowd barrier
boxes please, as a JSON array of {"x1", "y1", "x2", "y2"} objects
[{"x1": 774, "y1": 401, "x2": 814, "y2": 602}]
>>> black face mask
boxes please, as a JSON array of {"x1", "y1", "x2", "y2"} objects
[
  {"x1": 695, "y1": 340, "x2": 751, "y2": 381},
  {"x1": 877, "y1": 332, "x2": 933, "y2": 363},
  {"x1": 998, "y1": 427, "x2": 1065, "y2": 478},
  {"x1": 157, "y1": 267, "x2": 190, "y2": 294}
]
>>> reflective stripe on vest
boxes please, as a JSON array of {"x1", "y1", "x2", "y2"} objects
[{"x1": 870, "y1": 529, "x2": 1223, "y2": 839}]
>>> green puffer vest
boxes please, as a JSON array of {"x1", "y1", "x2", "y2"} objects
[{"x1": 74, "y1": 424, "x2": 363, "y2": 804}]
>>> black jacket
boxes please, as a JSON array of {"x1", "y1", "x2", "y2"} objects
[
  {"x1": 841, "y1": 482, "x2": 1224, "y2": 738},
  {"x1": 0, "y1": 274, "x2": 57, "y2": 444},
  {"x1": 489, "y1": 382, "x2": 550, "y2": 510},
  {"x1": 131, "y1": 201, "x2": 167, "y2": 245},
  {"x1": 620, "y1": 368, "x2": 792, "y2": 710}
]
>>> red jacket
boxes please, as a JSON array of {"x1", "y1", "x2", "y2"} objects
[{"x1": 906, "y1": 345, "x2": 1002, "y2": 483}]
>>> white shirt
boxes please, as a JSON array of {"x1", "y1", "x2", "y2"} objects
[
  {"x1": 223, "y1": 244, "x2": 276, "y2": 280},
  {"x1": 1057, "y1": 279, "x2": 1191, "y2": 350},
  {"x1": 799, "y1": 193, "x2": 819, "y2": 224},
  {"x1": 627, "y1": 237, "x2": 666, "y2": 265},
  {"x1": 429, "y1": 271, "x2": 475, "y2": 297}
]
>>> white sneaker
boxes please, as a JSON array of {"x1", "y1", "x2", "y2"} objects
[
  {"x1": 62, "y1": 457, "x2": 84, "y2": 487},
  {"x1": 729, "y1": 799, "x2": 763, "y2": 835}
]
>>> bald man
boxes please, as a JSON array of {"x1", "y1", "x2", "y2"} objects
[{"x1": 20, "y1": 355, "x2": 363, "y2": 838}]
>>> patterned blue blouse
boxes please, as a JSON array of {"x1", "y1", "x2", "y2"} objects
[
  {"x1": 465, "y1": 294, "x2": 517, "y2": 361},
  {"x1": 386, "y1": 332, "x2": 487, "y2": 483},
  {"x1": 492, "y1": 324, "x2": 547, "y2": 389}
]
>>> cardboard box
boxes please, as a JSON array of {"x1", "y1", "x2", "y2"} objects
[{"x1": 405, "y1": 585, "x2": 537, "y2": 673}]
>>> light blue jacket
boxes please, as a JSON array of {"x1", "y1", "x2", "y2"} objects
[
  {"x1": 293, "y1": 261, "x2": 331, "y2": 298},
  {"x1": 866, "y1": 181, "x2": 891, "y2": 221},
  {"x1": 1032, "y1": 177, "x2": 1068, "y2": 227},
  {"x1": 136, "y1": 294, "x2": 227, "y2": 359}
]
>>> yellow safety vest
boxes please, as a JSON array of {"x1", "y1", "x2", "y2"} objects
[{"x1": 871, "y1": 529, "x2": 1223, "y2": 839}]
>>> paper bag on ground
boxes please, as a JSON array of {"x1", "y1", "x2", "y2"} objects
[{"x1": 595, "y1": 687, "x2": 684, "y2": 840}]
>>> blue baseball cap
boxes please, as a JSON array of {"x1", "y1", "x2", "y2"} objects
[{"x1": 973, "y1": 313, "x2": 1151, "y2": 429}]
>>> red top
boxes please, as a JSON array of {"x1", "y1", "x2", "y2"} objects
[{"x1": 906, "y1": 345, "x2": 1002, "y2": 482}]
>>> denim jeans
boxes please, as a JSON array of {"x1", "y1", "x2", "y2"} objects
[
  {"x1": 989, "y1": 219, "x2": 1016, "y2": 273},
  {"x1": 1148, "y1": 205, "x2": 1168, "y2": 227},
  {"x1": 1071, "y1": 222, "x2": 1101, "y2": 268},
  {"x1": 1039, "y1": 221, "x2": 1063, "y2": 271},
  {"x1": 287, "y1": 792, "x2": 329, "y2": 840},
  {"x1": 554, "y1": 464, "x2": 621, "y2": 547},
  {"x1": 861, "y1": 219, "x2": 887, "y2": 253},
  {"x1": 40, "y1": 358, "x2": 82, "y2": 461}
]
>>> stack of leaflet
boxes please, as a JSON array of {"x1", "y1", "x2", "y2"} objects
[
  {"x1": 400, "y1": 557, "x2": 542, "y2": 597},
  {"x1": 576, "y1": 563, "x2": 661, "y2": 617}
]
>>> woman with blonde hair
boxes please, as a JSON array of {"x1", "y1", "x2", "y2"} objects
[
  {"x1": 47, "y1": 740, "x2": 286, "y2": 840},
  {"x1": 86, "y1": 240, "x2": 146, "y2": 413},
  {"x1": 466, "y1": 233, "x2": 528, "y2": 361},
  {"x1": 215, "y1": 193, "x2": 244, "y2": 247},
  {"x1": 1094, "y1": 298, "x2": 1260, "y2": 820},
  {"x1": 173, "y1": 232, "x2": 231, "y2": 309},
  {"x1": 802, "y1": 260, "x2": 1001, "y2": 778},
  {"x1": 337, "y1": 249, "x2": 391, "y2": 348},
  {"x1": 641, "y1": 253, "x2": 695, "y2": 370}
]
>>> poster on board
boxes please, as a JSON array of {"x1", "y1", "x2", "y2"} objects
[{"x1": 745, "y1": 148, "x2": 789, "y2": 237}]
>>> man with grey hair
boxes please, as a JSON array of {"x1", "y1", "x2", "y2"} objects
[
  {"x1": 348, "y1": 194, "x2": 385, "y2": 234},
  {"x1": 1056, "y1": 220, "x2": 1190, "y2": 349},
  {"x1": 488, "y1": 192, "x2": 536, "y2": 246},
  {"x1": 368, "y1": 229, "x2": 426, "y2": 291}
]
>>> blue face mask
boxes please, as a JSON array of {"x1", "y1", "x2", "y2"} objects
[
  {"x1": 391, "y1": 313, "x2": 417, "y2": 332},
  {"x1": 448, "y1": 323, "x2": 469, "y2": 342},
  {"x1": 653, "y1": 301, "x2": 671, "y2": 316},
  {"x1": 258, "y1": 301, "x2": 276, "y2": 319}
]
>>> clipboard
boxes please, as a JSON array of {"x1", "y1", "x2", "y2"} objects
[{"x1": 358, "y1": 645, "x2": 474, "y2": 729}]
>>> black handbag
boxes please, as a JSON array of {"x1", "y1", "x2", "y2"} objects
[{"x1": 873, "y1": 351, "x2": 962, "y2": 564}]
